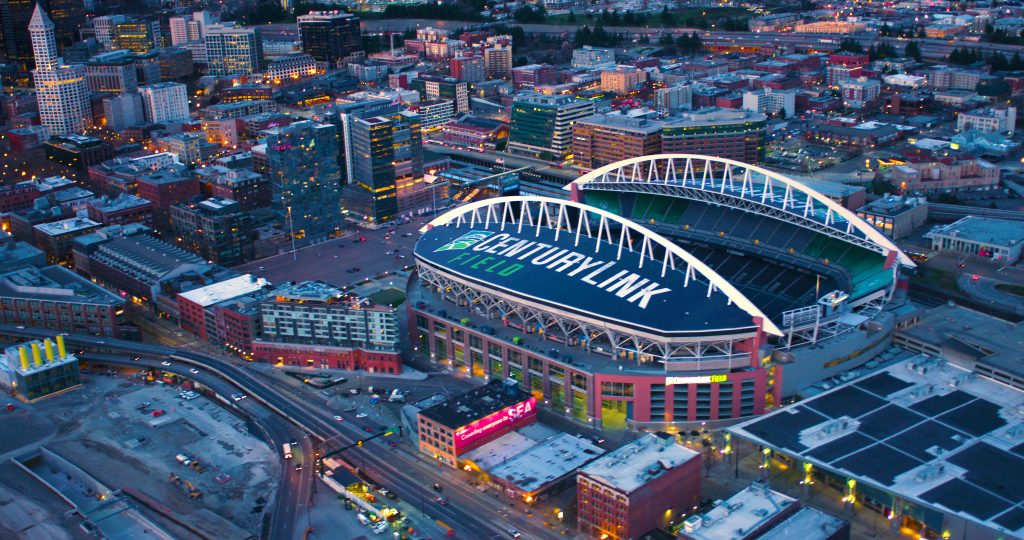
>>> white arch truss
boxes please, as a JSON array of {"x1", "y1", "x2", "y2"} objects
[
  {"x1": 421, "y1": 195, "x2": 784, "y2": 337},
  {"x1": 568, "y1": 154, "x2": 915, "y2": 268}
]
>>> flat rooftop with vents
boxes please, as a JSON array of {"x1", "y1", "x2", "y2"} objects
[
  {"x1": 419, "y1": 379, "x2": 533, "y2": 429},
  {"x1": 728, "y1": 355, "x2": 1024, "y2": 540}
]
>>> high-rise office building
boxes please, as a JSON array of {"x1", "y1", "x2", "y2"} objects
[
  {"x1": 410, "y1": 75, "x2": 469, "y2": 113},
  {"x1": 169, "y1": 11, "x2": 213, "y2": 46},
  {"x1": 90, "y1": 14, "x2": 126, "y2": 48},
  {"x1": 30, "y1": 4, "x2": 91, "y2": 137},
  {"x1": 103, "y1": 93, "x2": 144, "y2": 131},
  {"x1": 139, "y1": 82, "x2": 189, "y2": 124},
  {"x1": 85, "y1": 52, "x2": 139, "y2": 94},
  {"x1": 572, "y1": 113, "x2": 663, "y2": 170},
  {"x1": 659, "y1": 108, "x2": 767, "y2": 164},
  {"x1": 0, "y1": 0, "x2": 38, "y2": 70},
  {"x1": 205, "y1": 24, "x2": 264, "y2": 76},
  {"x1": 314, "y1": 97, "x2": 400, "y2": 185},
  {"x1": 343, "y1": 110, "x2": 423, "y2": 224},
  {"x1": 263, "y1": 121, "x2": 342, "y2": 244},
  {"x1": 507, "y1": 93, "x2": 594, "y2": 160},
  {"x1": 113, "y1": 20, "x2": 158, "y2": 53},
  {"x1": 572, "y1": 109, "x2": 768, "y2": 168},
  {"x1": 170, "y1": 197, "x2": 254, "y2": 266},
  {"x1": 296, "y1": 11, "x2": 361, "y2": 67},
  {"x1": 42, "y1": 0, "x2": 84, "y2": 46}
]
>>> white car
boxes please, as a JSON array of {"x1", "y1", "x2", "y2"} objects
[
  {"x1": 231, "y1": 393, "x2": 246, "y2": 401},
  {"x1": 161, "y1": 360, "x2": 172, "y2": 367},
  {"x1": 333, "y1": 415, "x2": 344, "y2": 422},
  {"x1": 356, "y1": 412, "x2": 368, "y2": 418},
  {"x1": 189, "y1": 368, "x2": 200, "y2": 375}
]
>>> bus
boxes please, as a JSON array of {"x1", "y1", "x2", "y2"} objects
[{"x1": 282, "y1": 443, "x2": 293, "y2": 459}]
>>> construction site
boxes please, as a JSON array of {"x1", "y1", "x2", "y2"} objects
[{"x1": 0, "y1": 371, "x2": 278, "y2": 540}]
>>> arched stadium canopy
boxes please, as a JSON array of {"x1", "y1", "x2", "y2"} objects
[
  {"x1": 568, "y1": 154, "x2": 915, "y2": 268},
  {"x1": 421, "y1": 196, "x2": 785, "y2": 337}
]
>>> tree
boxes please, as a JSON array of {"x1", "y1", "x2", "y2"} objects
[
  {"x1": 1012, "y1": 52, "x2": 1024, "y2": 70},
  {"x1": 778, "y1": 107, "x2": 787, "y2": 119},
  {"x1": 990, "y1": 51, "x2": 1010, "y2": 72},
  {"x1": 660, "y1": 6, "x2": 673, "y2": 27},
  {"x1": 905, "y1": 41, "x2": 922, "y2": 62},
  {"x1": 839, "y1": 38, "x2": 864, "y2": 53},
  {"x1": 513, "y1": 5, "x2": 545, "y2": 23},
  {"x1": 567, "y1": 12, "x2": 576, "y2": 23}
]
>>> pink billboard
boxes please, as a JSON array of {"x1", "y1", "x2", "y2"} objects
[{"x1": 453, "y1": 396, "x2": 538, "y2": 454}]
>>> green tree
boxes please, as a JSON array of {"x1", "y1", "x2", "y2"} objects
[
  {"x1": 905, "y1": 41, "x2": 922, "y2": 62},
  {"x1": 990, "y1": 51, "x2": 1010, "y2": 71},
  {"x1": 660, "y1": 6, "x2": 673, "y2": 27},
  {"x1": 778, "y1": 107, "x2": 787, "y2": 119},
  {"x1": 1012, "y1": 52, "x2": 1024, "y2": 70},
  {"x1": 839, "y1": 38, "x2": 864, "y2": 53}
]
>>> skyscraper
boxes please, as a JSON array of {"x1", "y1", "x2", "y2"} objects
[
  {"x1": 113, "y1": 20, "x2": 158, "y2": 53},
  {"x1": 0, "y1": 0, "x2": 37, "y2": 70},
  {"x1": 139, "y1": 82, "x2": 190, "y2": 124},
  {"x1": 30, "y1": 4, "x2": 90, "y2": 137},
  {"x1": 263, "y1": 121, "x2": 342, "y2": 244},
  {"x1": 343, "y1": 110, "x2": 423, "y2": 224},
  {"x1": 297, "y1": 11, "x2": 361, "y2": 67},
  {"x1": 205, "y1": 24, "x2": 264, "y2": 77}
]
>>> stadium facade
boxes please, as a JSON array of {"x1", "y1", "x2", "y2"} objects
[{"x1": 408, "y1": 154, "x2": 913, "y2": 430}]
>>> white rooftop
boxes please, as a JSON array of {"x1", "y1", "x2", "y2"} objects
[
  {"x1": 579, "y1": 433, "x2": 699, "y2": 494},
  {"x1": 683, "y1": 483, "x2": 797, "y2": 540},
  {"x1": 178, "y1": 274, "x2": 269, "y2": 307},
  {"x1": 486, "y1": 433, "x2": 604, "y2": 493},
  {"x1": 34, "y1": 217, "x2": 100, "y2": 236},
  {"x1": 757, "y1": 507, "x2": 847, "y2": 540}
]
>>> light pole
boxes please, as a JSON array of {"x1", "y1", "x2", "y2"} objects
[{"x1": 287, "y1": 205, "x2": 297, "y2": 261}]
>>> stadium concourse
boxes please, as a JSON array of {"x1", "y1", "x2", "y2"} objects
[{"x1": 406, "y1": 154, "x2": 914, "y2": 431}]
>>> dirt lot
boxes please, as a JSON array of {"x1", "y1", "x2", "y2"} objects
[{"x1": 1, "y1": 373, "x2": 279, "y2": 537}]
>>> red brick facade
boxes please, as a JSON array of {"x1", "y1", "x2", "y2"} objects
[{"x1": 252, "y1": 340, "x2": 402, "y2": 374}]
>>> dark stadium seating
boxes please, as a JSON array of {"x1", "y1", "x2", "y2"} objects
[{"x1": 581, "y1": 188, "x2": 891, "y2": 305}]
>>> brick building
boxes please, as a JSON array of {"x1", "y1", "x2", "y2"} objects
[
  {"x1": 0, "y1": 265, "x2": 130, "y2": 338},
  {"x1": 577, "y1": 433, "x2": 701, "y2": 540}
]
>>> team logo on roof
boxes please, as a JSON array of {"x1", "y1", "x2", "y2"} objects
[{"x1": 434, "y1": 230, "x2": 495, "y2": 252}]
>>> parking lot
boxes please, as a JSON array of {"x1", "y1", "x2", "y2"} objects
[
  {"x1": 0, "y1": 373, "x2": 279, "y2": 538},
  {"x1": 236, "y1": 222, "x2": 423, "y2": 289}
]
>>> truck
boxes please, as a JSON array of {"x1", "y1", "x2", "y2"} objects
[
  {"x1": 175, "y1": 454, "x2": 192, "y2": 466},
  {"x1": 282, "y1": 443, "x2": 293, "y2": 459}
]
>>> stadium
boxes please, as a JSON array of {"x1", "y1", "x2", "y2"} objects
[{"x1": 408, "y1": 154, "x2": 914, "y2": 430}]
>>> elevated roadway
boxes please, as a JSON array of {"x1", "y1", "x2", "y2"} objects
[{"x1": 0, "y1": 324, "x2": 552, "y2": 540}]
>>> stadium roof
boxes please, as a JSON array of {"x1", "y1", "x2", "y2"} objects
[
  {"x1": 417, "y1": 196, "x2": 779, "y2": 338},
  {"x1": 728, "y1": 356, "x2": 1024, "y2": 538},
  {"x1": 569, "y1": 153, "x2": 914, "y2": 267}
]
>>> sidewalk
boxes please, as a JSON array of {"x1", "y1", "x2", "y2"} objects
[{"x1": 702, "y1": 440, "x2": 903, "y2": 539}]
